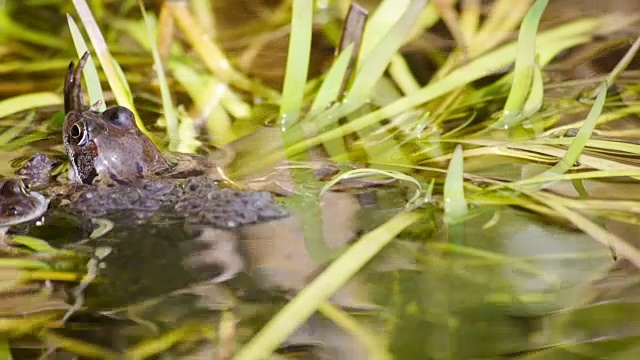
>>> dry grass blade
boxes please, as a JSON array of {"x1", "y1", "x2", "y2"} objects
[{"x1": 337, "y1": 3, "x2": 368, "y2": 96}]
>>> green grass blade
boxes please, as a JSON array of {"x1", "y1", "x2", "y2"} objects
[
  {"x1": 389, "y1": 54, "x2": 421, "y2": 95},
  {"x1": 10, "y1": 235, "x2": 64, "y2": 255},
  {"x1": 280, "y1": 19, "x2": 599, "y2": 159},
  {"x1": 279, "y1": 0, "x2": 313, "y2": 127},
  {"x1": 0, "y1": 114, "x2": 35, "y2": 146},
  {"x1": 444, "y1": 145, "x2": 468, "y2": 223},
  {"x1": 492, "y1": 0, "x2": 548, "y2": 128},
  {"x1": 0, "y1": 336, "x2": 11, "y2": 360},
  {"x1": 358, "y1": 0, "x2": 410, "y2": 60},
  {"x1": 522, "y1": 82, "x2": 608, "y2": 191},
  {"x1": 320, "y1": 168, "x2": 423, "y2": 206},
  {"x1": 308, "y1": 45, "x2": 353, "y2": 118},
  {"x1": 234, "y1": 211, "x2": 421, "y2": 360},
  {"x1": 0, "y1": 259, "x2": 49, "y2": 270},
  {"x1": 0, "y1": 93, "x2": 61, "y2": 119},
  {"x1": 347, "y1": 0, "x2": 427, "y2": 102},
  {"x1": 139, "y1": 1, "x2": 179, "y2": 150},
  {"x1": 521, "y1": 61, "x2": 544, "y2": 118},
  {"x1": 319, "y1": 303, "x2": 392, "y2": 360},
  {"x1": 0, "y1": 10, "x2": 68, "y2": 50},
  {"x1": 67, "y1": 15, "x2": 105, "y2": 111}
]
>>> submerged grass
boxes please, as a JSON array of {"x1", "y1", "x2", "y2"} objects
[
  {"x1": 234, "y1": 211, "x2": 422, "y2": 360},
  {"x1": 2, "y1": 0, "x2": 640, "y2": 358}
]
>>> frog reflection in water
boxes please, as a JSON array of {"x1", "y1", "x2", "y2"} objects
[{"x1": 19, "y1": 52, "x2": 286, "y2": 228}]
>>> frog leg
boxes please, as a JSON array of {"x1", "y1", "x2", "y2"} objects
[{"x1": 64, "y1": 51, "x2": 90, "y2": 114}]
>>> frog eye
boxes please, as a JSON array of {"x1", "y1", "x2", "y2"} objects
[
  {"x1": 103, "y1": 106, "x2": 135, "y2": 129},
  {"x1": 69, "y1": 122, "x2": 89, "y2": 146}
]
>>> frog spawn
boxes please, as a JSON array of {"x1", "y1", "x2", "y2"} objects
[{"x1": 62, "y1": 176, "x2": 288, "y2": 229}]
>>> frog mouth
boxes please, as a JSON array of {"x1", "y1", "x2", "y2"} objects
[{"x1": 64, "y1": 51, "x2": 90, "y2": 114}]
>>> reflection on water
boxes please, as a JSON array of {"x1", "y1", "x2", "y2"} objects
[
  {"x1": 7, "y1": 176, "x2": 635, "y2": 358},
  {"x1": 1, "y1": 120, "x2": 635, "y2": 357}
]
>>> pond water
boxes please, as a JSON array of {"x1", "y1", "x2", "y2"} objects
[{"x1": 2, "y1": 0, "x2": 640, "y2": 358}]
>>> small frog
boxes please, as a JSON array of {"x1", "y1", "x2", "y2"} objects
[
  {"x1": 63, "y1": 52, "x2": 170, "y2": 185},
  {"x1": 0, "y1": 179, "x2": 48, "y2": 234}
]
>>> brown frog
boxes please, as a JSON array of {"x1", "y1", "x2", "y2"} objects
[
  {"x1": 17, "y1": 52, "x2": 286, "y2": 229},
  {"x1": 63, "y1": 52, "x2": 170, "y2": 185}
]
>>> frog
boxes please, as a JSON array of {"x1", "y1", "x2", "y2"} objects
[
  {"x1": 16, "y1": 52, "x2": 287, "y2": 229},
  {"x1": 0, "y1": 178, "x2": 48, "y2": 235}
]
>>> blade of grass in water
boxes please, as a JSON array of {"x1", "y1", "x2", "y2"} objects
[
  {"x1": 520, "y1": 82, "x2": 608, "y2": 191},
  {"x1": 0, "y1": 337, "x2": 11, "y2": 360},
  {"x1": 71, "y1": 0, "x2": 156, "y2": 142},
  {"x1": 0, "y1": 258, "x2": 49, "y2": 270},
  {"x1": 280, "y1": 0, "x2": 313, "y2": 128},
  {"x1": 284, "y1": 0, "x2": 427, "y2": 164},
  {"x1": 0, "y1": 114, "x2": 34, "y2": 145},
  {"x1": 308, "y1": 46, "x2": 353, "y2": 157},
  {"x1": 319, "y1": 302, "x2": 391, "y2": 360},
  {"x1": 234, "y1": 211, "x2": 421, "y2": 360},
  {"x1": 0, "y1": 313, "x2": 63, "y2": 335},
  {"x1": 492, "y1": 0, "x2": 548, "y2": 128},
  {"x1": 310, "y1": 3, "x2": 366, "y2": 158},
  {"x1": 389, "y1": 54, "x2": 421, "y2": 95},
  {"x1": 444, "y1": 145, "x2": 468, "y2": 223},
  {"x1": 279, "y1": 18, "x2": 599, "y2": 160},
  {"x1": 125, "y1": 322, "x2": 212, "y2": 359},
  {"x1": 10, "y1": 235, "x2": 65, "y2": 256},
  {"x1": 278, "y1": 0, "x2": 337, "y2": 263},
  {"x1": 0, "y1": 93, "x2": 61, "y2": 119},
  {"x1": 0, "y1": 132, "x2": 51, "y2": 152},
  {"x1": 139, "y1": 1, "x2": 179, "y2": 151},
  {"x1": 67, "y1": 15, "x2": 105, "y2": 111},
  {"x1": 444, "y1": 145, "x2": 468, "y2": 245},
  {"x1": 40, "y1": 331, "x2": 120, "y2": 359},
  {"x1": 521, "y1": 62, "x2": 544, "y2": 118},
  {"x1": 357, "y1": 0, "x2": 410, "y2": 60},
  {"x1": 347, "y1": 0, "x2": 427, "y2": 102},
  {"x1": 308, "y1": 46, "x2": 354, "y2": 119},
  {"x1": 320, "y1": 168, "x2": 424, "y2": 206}
]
